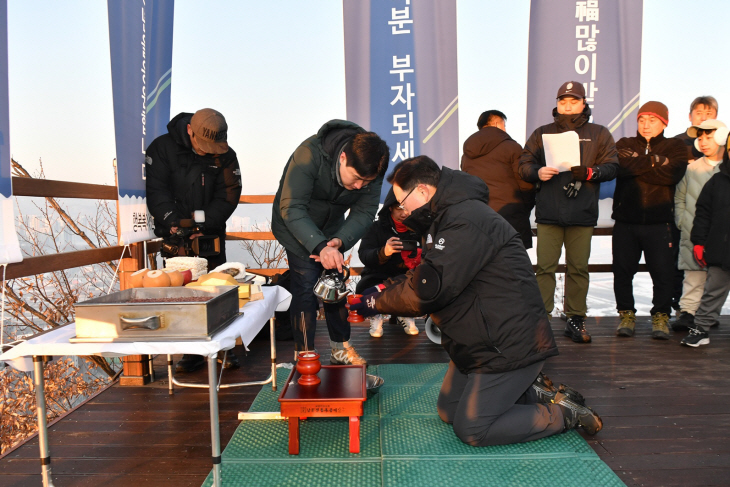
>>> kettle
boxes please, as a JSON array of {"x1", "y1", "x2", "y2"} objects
[{"x1": 313, "y1": 266, "x2": 351, "y2": 303}]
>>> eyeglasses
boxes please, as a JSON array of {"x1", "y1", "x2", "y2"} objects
[{"x1": 397, "y1": 186, "x2": 417, "y2": 210}]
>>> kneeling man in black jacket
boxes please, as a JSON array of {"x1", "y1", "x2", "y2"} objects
[{"x1": 350, "y1": 156, "x2": 602, "y2": 446}]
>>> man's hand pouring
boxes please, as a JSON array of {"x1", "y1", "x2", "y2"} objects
[{"x1": 310, "y1": 238, "x2": 345, "y2": 272}]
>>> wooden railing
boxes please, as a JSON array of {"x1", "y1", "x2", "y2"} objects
[{"x1": 6, "y1": 176, "x2": 642, "y2": 280}]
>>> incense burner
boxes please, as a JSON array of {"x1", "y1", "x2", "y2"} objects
[{"x1": 296, "y1": 351, "x2": 321, "y2": 386}]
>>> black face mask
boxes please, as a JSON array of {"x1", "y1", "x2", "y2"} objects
[{"x1": 403, "y1": 205, "x2": 435, "y2": 238}]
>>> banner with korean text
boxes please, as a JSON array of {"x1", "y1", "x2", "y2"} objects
[
  {"x1": 526, "y1": 0, "x2": 643, "y2": 226},
  {"x1": 0, "y1": 0, "x2": 21, "y2": 265},
  {"x1": 108, "y1": 0, "x2": 174, "y2": 244},
  {"x1": 343, "y1": 0, "x2": 459, "y2": 201}
]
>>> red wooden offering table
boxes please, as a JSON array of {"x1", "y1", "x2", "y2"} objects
[{"x1": 278, "y1": 365, "x2": 367, "y2": 454}]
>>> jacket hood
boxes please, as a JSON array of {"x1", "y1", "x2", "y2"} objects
[
  {"x1": 316, "y1": 119, "x2": 364, "y2": 161},
  {"x1": 167, "y1": 112, "x2": 193, "y2": 149},
  {"x1": 462, "y1": 127, "x2": 513, "y2": 159},
  {"x1": 404, "y1": 167, "x2": 489, "y2": 235},
  {"x1": 378, "y1": 187, "x2": 398, "y2": 219},
  {"x1": 719, "y1": 158, "x2": 730, "y2": 178},
  {"x1": 552, "y1": 104, "x2": 591, "y2": 131}
]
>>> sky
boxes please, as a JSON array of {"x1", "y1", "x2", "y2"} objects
[{"x1": 6, "y1": 0, "x2": 730, "y2": 197}]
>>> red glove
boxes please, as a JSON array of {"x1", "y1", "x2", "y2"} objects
[
  {"x1": 401, "y1": 248, "x2": 422, "y2": 269},
  {"x1": 693, "y1": 245, "x2": 707, "y2": 268}
]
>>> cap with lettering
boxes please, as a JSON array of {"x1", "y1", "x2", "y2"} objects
[
  {"x1": 190, "y1": 108, "x2": 229, "y2": 154},
  {"x1": 556, "y1": 81, "x2": 586, "y2": 100},
  {"x1": 686, "y1": 119, "x2": 726, "y2": 138}
]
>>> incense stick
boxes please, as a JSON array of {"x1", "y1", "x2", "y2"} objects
[{"x1": 301, "y1": 311, "x2": 308, "y2": 353}]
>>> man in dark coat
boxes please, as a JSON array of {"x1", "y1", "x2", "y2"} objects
[
  {"x1": 519, "y1": 81, "x2": 618, "y2": 344},
  {"x1": 461, "y1": 110, "x2": 535, "y2": 248},
  {"x1": 272, "y1": 120, "x2": 389, "y2": 365},
  {"x1": 145, "y1": 108, "x2": 243, "y2": 373},
  {"x1": 684, "y1": 152, "x2": 730, "y2": 347},
  {"x1": 349, "y1": 156, "x2": 602, "y2": 446},
  {"x1": 612, "y1": 102, "x2": 688, "y2": 339},
  {"x1": 674, "y1": 96, "x2": 719, "y2": 162}
]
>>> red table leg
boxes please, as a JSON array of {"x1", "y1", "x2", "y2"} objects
[
  {"x1": 288, "y1": 417, "x2": 300, "y2": 454},
  {"x1": 349, "y1": 416, "x2": 360, "y2": 453}
]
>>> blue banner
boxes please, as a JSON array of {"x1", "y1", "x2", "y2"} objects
[
  {"x1": 343, "y1": 0, "x2": 459, "y2": 201},
  {"x1": 526, "y1": 0, "x2": 643, "y2": 223},
  {"x1": 0, "y1": 0, "x2": 21, "y2": 264},
  {"x1": 108, "y1": 0, "x2": 174, "y2": 244}
]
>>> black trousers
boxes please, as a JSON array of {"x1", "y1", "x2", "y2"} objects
[{"x1": 612, "y1": 221, "x2": 675, "y2": 315}]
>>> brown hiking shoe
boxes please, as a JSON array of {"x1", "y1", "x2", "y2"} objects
[
  {"x1": 330, "y1": 344, "x2": 367, "y2": 365},
  {"x1": 616, "y1": 310, "x2": 636, "y2": 337},
  {"x1": 651, "y1": 312, "x2": 670, "y2": 340},
  {"x1": 554, "y1": 390, "x2": 603, "y2": 435}
]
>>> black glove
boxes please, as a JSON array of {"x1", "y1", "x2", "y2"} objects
[
  {"x1": 347, "y1": 286, "x2": 383, "y2": 318},
  {"x1": 564, "y1": 180, "x2": 582, "y2": 198},
  {"x1": 570, "y1": 166, "x2": 589, "y2": 181},
  {"x1": 618, "y1": 147, "x2": 638, "y2": 158}
]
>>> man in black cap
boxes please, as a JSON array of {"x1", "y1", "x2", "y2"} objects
[
  {"x1": 461, "y1": 110, "x2": 535, "y2": 248},
  {"x1": 146, "y1": 108, "x2": 243, "y2": 372},
  {"x1": 519, "y1": 81, "x2": 618, "y2": 343}
]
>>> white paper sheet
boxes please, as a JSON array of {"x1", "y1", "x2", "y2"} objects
[{"x1": 542, "y1": 132, "x2": 581, "y2": 172}]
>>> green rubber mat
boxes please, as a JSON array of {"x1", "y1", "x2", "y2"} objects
[
  {"x1": 202, "y1": 461, "x2": 382, "y2": 487},
  {"x1": 381, "y1": 417, "x2": 595, "y2": 457},
  {"x1": 204, "y1": 363, "x2": 625, "y2": 486},
  {"x1": 382, "y1": 458, "x2": 624, "y2": 487}
]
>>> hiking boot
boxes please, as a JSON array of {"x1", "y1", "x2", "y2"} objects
[
  {"x1": 554, "y1": 390, "x2": 603, "y2": 435},
  {"x1": 217, "y1": 350, "x2": 240, "y2": 369},
  {"x1": 681, "y1": 326, "x2": 710, "y2": 347},
  {"x1": 175, "y1": 354, "x2": 205, "y2": 373},
  {"x1": 397, "y1": 317, "x2": 419, "y2": 335},
  {"x1": 564, "y1": 316, "x2": 591, "y2": 343},
  {"x1": 330, "y1": 344, "x2": 367, "y2": 366},
  {"x1": 532, "y1": 373, "x2": 586, "y2": 406},
  {"x1": 616, "y1": 310, "x2": 636, "y2": 337},
  {"x1": 369, "y1": 315, "x2": 384, "y2": 338},
  {"x1": 531, "y1": 372, "x2": 558, "y2": 403},
  {"x1": 651, "y1": 312, "x2": 670, "y2": 340},
  {"x1": 671, "y1": 311, "x2": 695, "y2": 332}
]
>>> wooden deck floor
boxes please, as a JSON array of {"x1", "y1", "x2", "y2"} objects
[{"x1": 2, "y1": 314, "x2": 729, "y2": 486}]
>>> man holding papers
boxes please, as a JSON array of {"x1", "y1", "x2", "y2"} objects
[{"x1": 519, "y1": 81, "x2": 618, "y2": 343}]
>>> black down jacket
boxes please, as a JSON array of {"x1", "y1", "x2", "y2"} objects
[
  {"x1": 461, "y1": 127, "x2": 535, "y2": 248},
  {"x1": 612, "y1": 131, "x2": 688, "y2": 225},
  {"x1": 691, "y1": 158, "x2": 730, "y2": 271},
  {"x1": 518, "y1": 105, "x2": 618, "y2": 227},
  {"x1": 145, "y1": 112, "x2": 242, "y2": 237},
  {"x1": 375, "y1": 168, "x2": 558, "y2": 375},
  {"x1": 356, "y1": 189, "x2": 421, "y2": 291}
]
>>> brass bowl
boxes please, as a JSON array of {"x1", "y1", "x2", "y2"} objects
[{"x1": 366, "y1": 374, "x2": 384, "y2": 394}]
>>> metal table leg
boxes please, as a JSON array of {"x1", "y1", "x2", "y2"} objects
[
  {"x1": 167, "y1": 354, "x2": 174, "y2": 395},
  {"x1": 33, "y1": 356, "x2": 55, "y2": 487},
  {"x1": 269, "y1": 317, "x2": 277, "y2": 391},
  {"x1": 208, "y1": 355, "x2": 222, "y2": 487}
]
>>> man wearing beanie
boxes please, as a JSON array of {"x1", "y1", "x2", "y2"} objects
[
  {"x1": 612, "y1": 101, "x2": 688, "y2": 339},
  {"x1": 519, "y1": 81, "x2": 618, "y2": 344},
  {"x1": 146, "y1": 108, "x2": 243, "y2": 373}
]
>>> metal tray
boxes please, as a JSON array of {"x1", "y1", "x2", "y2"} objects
[{"x1": 71, "y1": 286, "x2": 240, "y2": 343}]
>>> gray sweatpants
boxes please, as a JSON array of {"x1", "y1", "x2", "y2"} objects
[
  {"x1": 437, "y1": 360, "x2": 565, "y2": 447},
  {"x1": 694, "y1": 266, "x2": 730, "y2": 331}
]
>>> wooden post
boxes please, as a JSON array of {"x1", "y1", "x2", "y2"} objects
[
  {"x1": 114, "y1": 159, "x2": 152, "y2": 386},
  {"x1": 118, "y1": 242, "x2": 151, "y2": 386}
]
